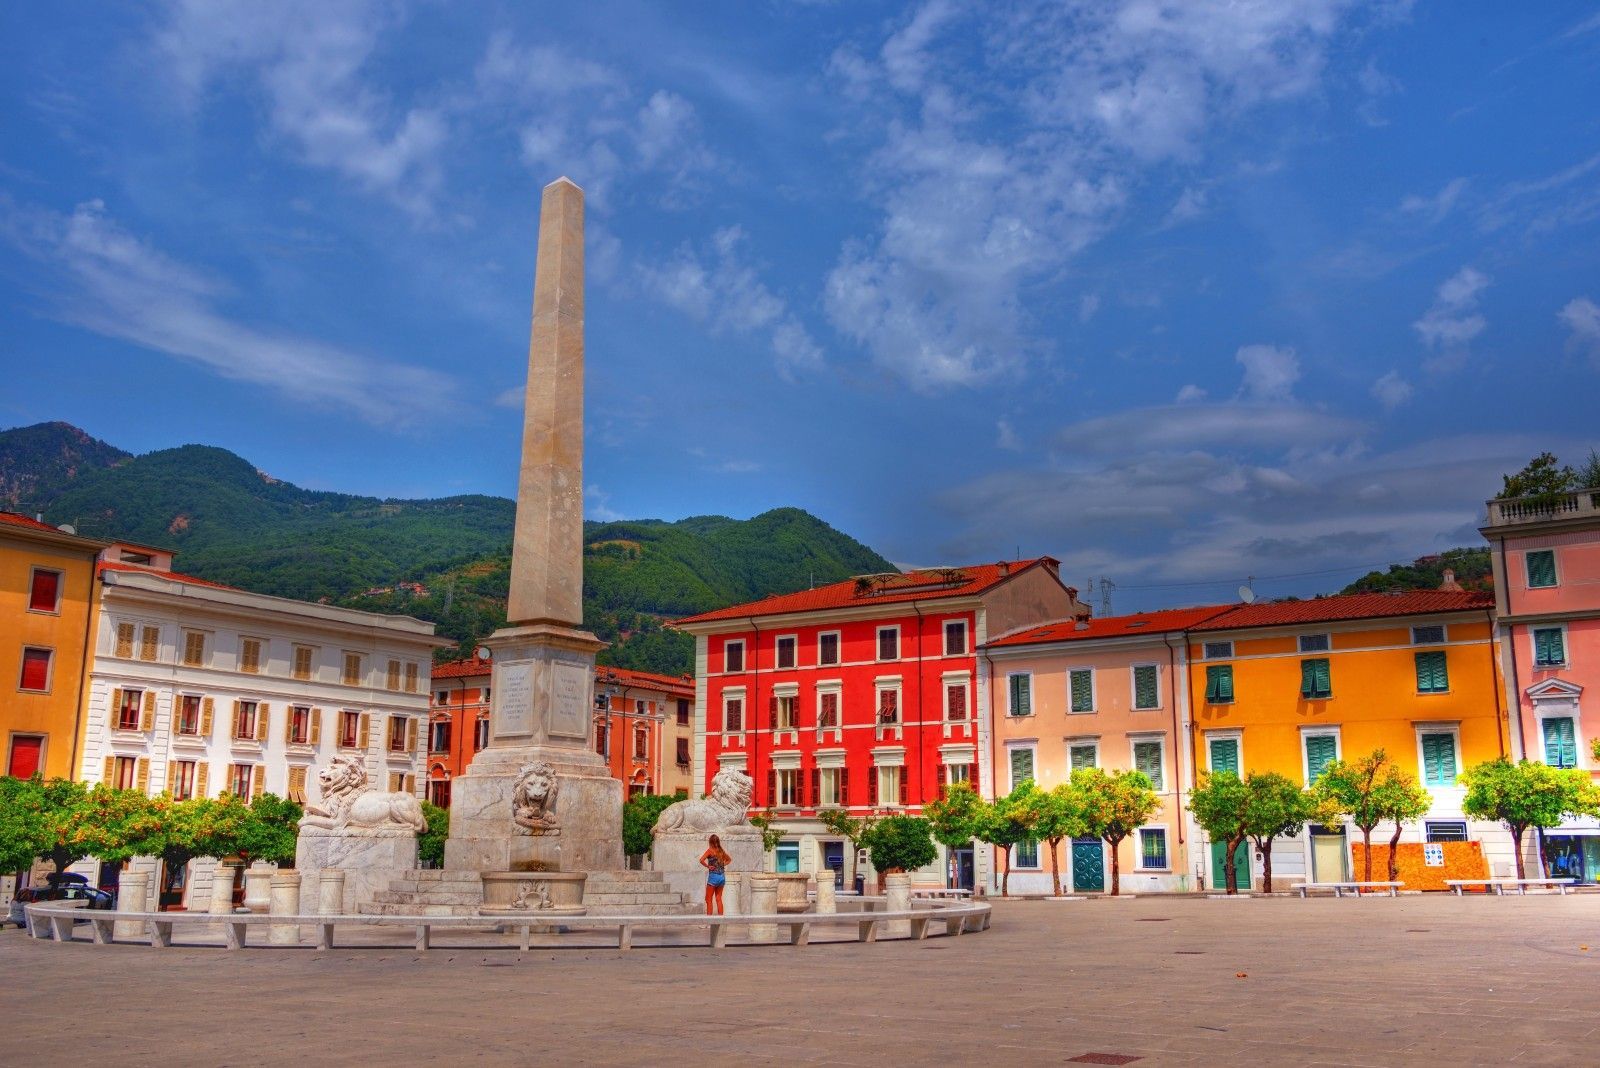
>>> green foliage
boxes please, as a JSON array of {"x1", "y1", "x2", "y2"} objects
[
  {"x1": 1187, "y1": 771, "x2": 1251, "y2": 893},
  {"x1": 923, "y1": 781, "x2": 987, "y2": 851},
  {"x1": 1577, "y1": 449, "x2": 1600, "y2": 492},
  {"x1": 418, "y1": 801, "x2": 448, "y2": 866},
  {"x1": 238, "y1": 793, "x2": 302, "y2": 866},
  {"x1": 0, "y1": 421, "x2": 129, "y2": 511},
  {"x1": 747, "y1": 812, "x2": 787, "y2": 853},
  {"x1": 1498, "y1": 452, "x2": 1578, "y2": 501},
  {"x1": 979, "y1": 783, "x2": 1044, "y2": 896},
  {"x1": 1073, "y1": 768, "x2": 1160, "y2": 896},
  {"x1": 861, "y1": 815, "x2": 937, "y2": 875},
  {"x1": 1341, "y1": 546, "x2": 1492, "y2": 595},
  {"x1": 1461, "y1": 759, "x2": 1600, "y2": 878},
  {"x1": 1313, "y1": 749, "x2": 1431, "y2": 883},
  {"x1": 818, "y1": 808, "x2": 877, "y2": 848},
  {"x1": 1239, "y1": 771, "x2": 1317, "y2": 892},
  {"x1": 621, "y1": 793, "x2": 680, "y2": 857},
  {"x1": 0, "y1": 776, "x2": 49, "y2": 874}
]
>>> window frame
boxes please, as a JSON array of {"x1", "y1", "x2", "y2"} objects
[
  {"x1": 239, "y1": 636, "x2": 264, "y2": 676},
  {"x1": 874, "y1": 682, "x2": 901, "y2": 727},
  {"x1": 1068, "y1": 740, "x2": 1099, "y2": 772},
  {"x1": 1206, "y1": 731, "x2": 1243, "y2": 775},
  {"x1": 723, "y1": 640, "x2": 745, "y2": 674},
  {"x1": 1299, "y1": 657, "x2": 1333, "y2": 699},
  {"x1": 1424, "y1": 820, "x2": 1469, "y2": 843},
  {"x1": 942, "y1": 675, "x2": 970, "y2": 722},
  {"x1": 27, "y1": 568, "x2": 63, "y2": 614},
  {"x1": 1298, "y1": 633, "x2": 1332, "y2": 654},
  {"x1": 1006, "y1": 743, "x2": 1037, "y2": 791},
  {"x1": 875, "y1": 764, "x2": 902, "y2": 807},
  {"x1": 876, "y1": 625, "x2": 901, "y2": 663},
  {"x1": 1538, "y1": 713, "x2": 1581, "y2": 770},
  {"x1": 176, "y1": 694, "x2": 202, "y2": 736},
  {"x1": 388, "y1": 716, "x2": 409, "y2": 753},
  {"x1": 816, "y1": 631, "x2": 841, "y2": 667},
  {"x1": 1007, "y1": 671, "x2": 1033, "y2": 717},
  {"x1": 181, "y1": 629, "x2": 208, "y2": 668},
  {"x1": 342, "y1": 651, "x2": 364, "y2": 686},
  {"x1": 1202, "y1": 640, "x2": 1234, "y2": 661},
  {"x1": 338, "y1": 710, "x2": 362, "y2": 749},
  {"x1": 1204, "y1": 664, "x2": 1234, "y2": 704},
  {"x1": 1525, "y1": 549, "x2": 1558, "y2": 589},
  {"x1": 1414, "y1": 650, "x2": 1450, "y2": 694},
  {"x1": 116, "y1": 687, "x2": 144, "y2": 731},
  {"x1": 1130, "y1": 662, "x2": 1161, "y2": 710},
  {"x1": 774, "y1": 634, "x2": 797, "y2": 670},
  {"x1": 1301, "y1": 728, "x2": 1340, "y2": 784},
  {"x1": 234, "y1": 700, "x2": 259, "y2": 742},
  {"x1": 1410, "y1": 624, "x2": 1447, "y2": 646},
  {"x1": 1130, "y1": 736, "x2": 1165, "y2": 792},
  {"x1": 1531, "y1": 625, "x2": 1568, "y2": 669},
  {"x1": 288, "y1": 704, "x2": 312, "y2": 745},
  {"x1": 722, "y1": 689, "x2": 746, "y2": 734},
  {"x1": 942, "y1": 619, "x2": 968, "y2": 657},
  {"x1": 1136, "y1": 826, "x2": 1170, "y2": 871},
  {"x1": 170, "y1": 760, "x2": 197, "y2": 801},
  {"x1": 292, "y1": 644, "x2": 316, "y2": 681},
  {"x1": 18, "y1": 646, "x2": 54, "y2": 693},
  {"x1": 1415, "y1": 728, "x2": 1462, "y2": 788},
  {"x1": 815, "y1": 686, "x2": 841, "y2": 730},
  {"x1": 633, "y1": 724, "x2": 649, "y2": 761},
  {"x1": 1068, "y1": 667, "x2": 1095, "y2": 713},
  {"x1": 1013, "y1": 839, "x2": 1040, "y2": 870}
]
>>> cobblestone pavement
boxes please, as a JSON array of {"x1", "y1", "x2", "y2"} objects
[{"x1": 5, "y1": 893, "x2": 1598, "y2": 1067}]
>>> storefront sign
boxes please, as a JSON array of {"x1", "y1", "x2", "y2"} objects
[{"x1": 1423, "y1": 843, "x2": 1445, "y2": 867}]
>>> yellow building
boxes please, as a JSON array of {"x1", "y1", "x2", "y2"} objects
[
  {"x1": 1184, "y1": 589, "x2": 1510, "y2": 889},
  {"x1": 1, "y1": 512, "x2": 107, "y2": 780}
]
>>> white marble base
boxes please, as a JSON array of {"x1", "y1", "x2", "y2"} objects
[
  {"x1": 652, "y1": 828, "x2": 765, "y2": 902},
  {"x1": 295, "y1": 829, "x2": 417, "y2": 914},
  {"x1": 444, "y1": 748, "x2": 622, "y2": 873}
]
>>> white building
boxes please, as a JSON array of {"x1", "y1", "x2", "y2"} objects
[{"x1": 77, "y1": 542, "x2": 445, "y2": 906}]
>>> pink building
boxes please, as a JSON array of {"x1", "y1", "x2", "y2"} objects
[{"x1": 1482, "y1": 484, "x2": 1600, "y2": 881}]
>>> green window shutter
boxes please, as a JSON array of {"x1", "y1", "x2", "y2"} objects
[
  {"x1": 1010, "y1": 674, "x2": 1032, "y2": 716},
  {"x1": 1304, "y1": 735, "x2": 1336, "y2": 782},
  {"x1": 1543, "y1": 717, "x2": 1577, "y2": 768},
  {"x1": 1134, "y1": 741, "x2": 1163, "y2": 791},
  {"x1": 1301, "y1": 658, "x2": 1331, "y2": 698},
  {"x1": 1010, "y1": 747, "x2": 1034, "y2": 786},
  {"x1": 1421, "y1": 733, "x2": 1457, "y2": 787},
  {"x1": 1527, "y1": 550, "x2": 1557, "y2": 588},
  {"x1": 1070, "y1": 745, "x2": 1096, "y2": 771},
  {"x1": 1415, "y1": 651, "x2": 1448, "y2": 693},
  {"x1": 1534, "y1": 628, "x2": 1566, "y2": 667},
  {"x1": 1070, "y1": 670, "x2": 1093, "y2": 712},
  {"x1": 1209, "y1": 737, "x2": 1239, "y2": 775},
  {"x1": 1133, "y1": 665, "x2": 1158, "y2": 709},
  {"x1": 1205, "y1": 665, "x2": 1234, "y2": 703}
]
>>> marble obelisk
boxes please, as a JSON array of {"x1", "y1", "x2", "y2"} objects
[{"x1": 443, "y1": 177, "x2": 622, "y2": 874}]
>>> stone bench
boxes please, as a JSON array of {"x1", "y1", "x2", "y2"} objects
[
  {"x1": 1444, "y1": 878, "x2": 1576, "y2": 896},
  {"x1": 1293, "y1": 881, "x2": 1403, "y2": 898}
]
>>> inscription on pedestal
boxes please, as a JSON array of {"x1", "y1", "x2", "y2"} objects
[
  {"x1": 498, "y1": 661, "x2": 535, "y2": 737},
  {"x1": 550, "y1": 661, "x2": 590, "y2": 740}
]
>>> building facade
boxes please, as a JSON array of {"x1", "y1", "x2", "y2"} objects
[
  {"x1": 1, "y1": 512, "x2": 107, "y2": 780},
  {"x1": 1186, "y1": 589, "x2": 1509, "y2": 890},
  {"x1": 677, "y1": 560, "x2": 1090, "y2": 890},
  {"x1": 984, "y1": 606, "x2": 1232, "y2": 895},
  {"x1": 79, "y1": 543, "x2": 443, "y2": 906},
  {"x1": 1482, "y1": 485, "x2": 1600, "y2": 881}
]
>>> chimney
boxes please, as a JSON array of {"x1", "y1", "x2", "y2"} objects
[
  {"x1": 1439, "y1": 567, "x2": 1462, "y2": 592},
  {"x1": 997, "y1": 561, "x2": 1010, "y2": 576}
]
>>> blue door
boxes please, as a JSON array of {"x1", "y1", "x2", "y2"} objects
[{"x1": 1071, "y1": 838, "x2": 1105, "y2": 892}]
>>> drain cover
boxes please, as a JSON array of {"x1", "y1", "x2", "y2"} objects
[
  {"x1": 1069, "y1": 1055, "x2": 1143, "y2": 1065},
  {"x1": 1136, "y1": 918, "x2": 1171, "y2": 922}
]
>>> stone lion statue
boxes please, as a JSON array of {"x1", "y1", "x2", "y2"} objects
[
  {"x1": 511, "y1": 760, "x2": 559, "y2": 833},
  {"x1": 654, "y1": 768, "x2": 754, "y2": 834},
  {"x1": 299, "y1": 755, "x2": 428, "y2": 834}
]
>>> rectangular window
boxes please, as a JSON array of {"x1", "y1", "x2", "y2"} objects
[
  {"x1": 388, "y1": 717, "x2": 408, "y2": 752},
  {"x1": 1304, "y1": 734, "x2": 1337, "y2": 782},
  {"x1": 818, "y1": 691, "x2": 839, "y2": 729},
  {"x1": 876, "y1": 689, "x2": 899, "y2": 725},
  {"x1": 676, "y1": 737, "x2": 690, "y2": 767},
  {"x1": 427, "y1": 778, "x2": 450, "y2": 807},
  {"x1": 229, "y1": 764, "x2": 253, "y2": 798},
  {"x1": 1009, "y1": 746, "x2": 1035, "y2": 789},
  {"x1": 1069, "y1": 743, "x2": 1097, "y2": 771},
  {"x1": 877, "y1": 627, "x2": 899, "y2": 661},
  {"x1": 1014, "y1": 840, "x2": 1039, "y2": 868},
  {"x1": 876, "y1": 765, "x2": 902, "y2": 806},
  {"x1": 1425, "y1": 820, "x2": 1469, "y2": 842},
  {"x1": 943, "y1": 620, "x2": 968, "y2": 656},
  {"x1": 1008, "y1": 673, "x2": 1032, "y2": 717},
  {"x1": 818, "y1": 767, "x2": 841, "y2": 806},
  {"x1": 113, "y1": 756, "x2": 138, "y2": 790},
  {"x1": 1203, "y1": 641, "x2": 1233, "y2": 660},
  {"x1": 775, "y1": 636, "x2": 796, "y2": 670},
  {"x1": 775, "y1": 693, "x2": 798, "y2": 730},
  {"x1": 818, "y1": 632, "x2": 840, "y2": 666},
  {"x1": 117, "y1": 688, "x2": 144, "y2": 731},
  {"x1": 634, "y1": 698, "x2": 647, "y2": 717},
  {"x1": 945, "y1": 682, "x2": 968, "y2": 721},
  {"x1": 594, "y1": 690, "x2": 610, "y2": 712},
  {"x1": 404, "y1": 662, "x2": 419, "y2": 693},
  {"x1": 7, "y1": 735, "x2": 43, "y2": 778},
  {"x1": 633, "y1": 726, "x2": 649, "y2": 760},
  {"x1": 1420, "y1": 732, "x2": 1458, "y2": 787},
  {"x1": 343, "y1": 652, "x2": 363, "y2": 686},
  {"x1": 474, "y1": 718, "x2": 489, "y2": 751},
  {"x1": 28, "y1": 569, "x2": 61, "y2": 613},
  {"x1": 1411, "y1": 625, "x2": 1446, "y2": 646},
  {"x1": 140, "y1": 625, "x2": 160, "y2": 662},
  {"x1": 1526, "y1": 549, "x2": 1557, "y2": 589},
  {"x1": 286, "y1": 766, "x2": 308, "y2": 804},
  {"x1": 171, "y1": 760, "x2": 197, "y2": 801},
  {"x1": 293, "y1": 645, "x2": 314, "y2": 681},
  {"x1": 595, "y1": 723, "x2": 609, "y2": 755},
  {"x1": 1133, "y1": 740, "x2": 1164, "y2": 790},
  {"x1": 1299, "y1": 658, "x2": 1332, "y2": 699},
  {"x1": 430, "y1": 721, "x2": 451, "y2": 753},
  {"x1": 775, "y1": 842, "x2": 800, "y2": 873},
  {"x1": 1209, "y1": 736, "x2": 1240, "y2": 775},
  {"x1": 1069, "y1": 669, "x2": 1093, "y2": 713},
  {"x1": 775, "y1": 768, "x2": 800, "y2": 807},
  {"x1": 386, "y1": 659, "x2": 401, "y2": 691},
  {"x1": 1542, "y1": 717, "x2": 1578, "y2": 769},
  {"x1": 1415, "y1": 651, "x2": 1449, "y2": 693},
  {"x1": 289, "y1": 705, "x2": 311, "y2": 745},
  {"x1": 1298, "y1": 633, "x2": 1331, "y2": 653},
  {"x1": 1139, "y1": 828, "x2": 1168, "y2": 869},
  {"x1": 1533, "y1": 627, "x2": 1567, "y2": 668},
  {"x1": 177, "y1": 694, "x2": 202, "y2": 735},
  {"x1": 115, "y1": 622, "x2": 135, "y2": 658},
  {"x1": 240, "y1": 638, "x2": 262, "y2": 675},
  {"x1": 182, "y1": 630, "x2": 206, "y2": 667},
  {"x1": 340, "y1": 711, "x2": 361, "y2": 748},
  {"x1": 946, "y1": 762, "x2": 972, "y2": 784},
  {"x1": 234, "y1": 701, "x2": 259, "y2": 741},
  {"x1": 1132, "y1": 664, "x2": 1159, "y2": 710},
  {"x1": 19, "y1": 647, "x2": 52, "y2": 692},
  {"x1": 724, "y1": 641, "x2": 745, "y2": 673},
  {"x1": 1204, "y1": 665, "x2": 1234, "y2": 704},
  {"x1": 676, "y1": 699, "x2": 690, "y2": 726},
  {"x1": 724, "y1": 697, "x2": 743, "y2": 732}
]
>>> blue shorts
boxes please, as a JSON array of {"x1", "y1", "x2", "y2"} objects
[{"x1": 707, "y1": 871, "x2": 726, "y2": 888}]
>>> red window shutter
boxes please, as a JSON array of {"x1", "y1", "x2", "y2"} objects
[
  {"x1": 899, "y1": 770, "x2": 909, "y2": 806},
  {"x1": 868, "y1": 768, "x2": 878, "y2": 804},
  {"x1": 810, "y1": 768, "x2": 819, "y2": 807},
  {"x1": 20, "y1": 649, "x2": 50, "y2": 690},
  {"x1": 767, "y1": 768, "x2": 776, "y2": 806},
  {"x1": 29, "y1": 570, "x2": 60, "y2": 612},
  {"x1": 839, "y1": 767, "x2": 849, "y2": 805},
  {"x1": 769, "y1": 694, "x2": 778, "y2": 727},
  {"x1": 937, "y1": 763, "x2": 947, "y2": 787},
  {"x1": 7, "y1": 735, "x2": 42, "y2": 777}
]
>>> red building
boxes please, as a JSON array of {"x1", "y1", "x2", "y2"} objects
[
  {"x1": 676, "y1": 560, "x2": 1089, "y2": 889},
  {"x1": 426, "y1": 655, "x2": 695, "y2": 806}
]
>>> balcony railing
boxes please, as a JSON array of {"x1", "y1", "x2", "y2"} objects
[{"x1": 1484, "y1": 488, "x2": 1600, "y2": 529}]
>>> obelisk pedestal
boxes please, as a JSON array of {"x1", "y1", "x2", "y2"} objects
[{"x1": 442, "y1": 176, "x2": 622, "y2": 876}]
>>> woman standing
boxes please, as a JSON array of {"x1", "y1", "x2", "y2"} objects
[{"x1": 699, "y1": 834, "x2": 731, "y2": 915}]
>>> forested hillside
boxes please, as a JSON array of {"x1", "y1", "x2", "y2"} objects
[
  {"x1": 1340, "y1": 546, "x2": 1493, "y2": 595},
  {"x1": 2, "y1": 422, "x2": 897, "y2": 674}
]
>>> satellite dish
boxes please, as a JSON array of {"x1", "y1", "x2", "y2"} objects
[
  {"x1": 476, "y1": 646, "x2": 492, "y2": 660},
  {"x1": 57, "y1": 524, "x2": 76, "y2": 535},
  {"x1": 1238, "y1": 585, "x2": 1257, "y2": 604}
]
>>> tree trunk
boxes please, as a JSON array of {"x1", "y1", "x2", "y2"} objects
[
  {"x1": 1001, "y1": 847, "x2": 1011, "y2": 897},
  {"x1": 1049, "y1": 838, "x2": 1062, "y2": 897},
  {"x1": 1107, "y1": 835, "x2": 1122, "y2": 896},
  {"x1": 1224, "y1": 833, "x2": 1245, "y2": 894},
  {"x1": 1509, "y1": 824, "x2": 1527, "y2": 879},
  {"x1": 1387, "y1": 823, "x2": 1403, "y2": 882},
  {"x1": 1361, "y1": 826, "x2": 1374, "y2": 883},
  {"x1": 1258, "y1": 838, "x2": 1274, "y2": 893}
]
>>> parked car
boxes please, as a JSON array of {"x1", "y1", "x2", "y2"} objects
[{"x1": 8, "y1": 879, "x2": 115, "y2": 927}]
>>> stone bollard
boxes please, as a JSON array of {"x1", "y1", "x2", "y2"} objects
[
  {"x1": 209, "y1": 860, "x2": 241, "y2": 915},
  {"x1": 814, "y1": 876, "x2": 837, "y2": 915},
  {"x1": 243, "y1": 862, "x2": 274, "y2": 913},
  {"x1": 114, "y1": 871, "x2": 150, "y2": 941},
  {"x1": 721, "y1": 871, "x2": 744, "y2": 916},
  {"x1": 269, "y1": 871, "x2": 302, "y2": 946},
  {"x1": 884, "y1": 873, "x2": 912, "y2": 938},
  {"x1": 748, "y1": 874, "x2": 777, "y2": 943},
  {"x1": 317, "y1": 869, "x2": 346, "y2": 917}
]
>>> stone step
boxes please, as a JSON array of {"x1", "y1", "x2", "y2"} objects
[
  {"x1": 584, "y1": 869, "x2": 668, "y2": 883},
  {"x1": 580, "y1": 892, "x2": 688, "y2": 906},
  {"x1": 401, "y1": 869, "x2": 485, "y2": 884},
  {"x1": 583, "y1": 877, "x2": 675, "y2": 891},
  {"x1": 371, "y1": 890, "x2": 482, "y2": 907},
  {"x1": 356, "y1": 902, "x2": 486, "y2": 917},
  {"x1": 582, "y1": 902, "x2": 698, "y2": 917}
]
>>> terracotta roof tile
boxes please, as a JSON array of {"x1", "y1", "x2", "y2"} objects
[
  {"x1": 98, "y1": 560, "x2": 236, "y2": 591},
  {"x1": 988, "y1": 604, "x2": 1235, "y2": 648},
  {"x1": 1190, "y1": 590, "x2": 1494, "y2": 631},
  {"x1": 432, "y1": 656, "x2": 694, "y2": 694},
  {"x1": 0, "y1": 511, "x2": 66, "y2": 534},
  {"x1": 675, "y1": 559, "x2": 1055, "y2": 625}
]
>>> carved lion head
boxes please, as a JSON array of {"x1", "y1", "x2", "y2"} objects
[
  {"x1": 513, "y1": 761, "x2": 558, "y2": 809},
  {"x1": 317, "y1": 755, "x2": 369, "y2": 797},
  {"x1": 709, "y1": 768, "x2": 754, "y2": 811}
]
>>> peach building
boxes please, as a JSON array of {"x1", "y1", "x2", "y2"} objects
[{"x1": 984, "y1": 606, "x2": 1231, "y2": 894}]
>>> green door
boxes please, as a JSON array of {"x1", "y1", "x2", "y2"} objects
[
  {"x1": 1210, "y1": 840, "x2": 1252, "y2": 891},
  {"x1": 1071, "y1": 838, "x2": 1105, "y2": 893}
]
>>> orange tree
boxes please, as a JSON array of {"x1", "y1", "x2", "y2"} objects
[
  {"x1": 1315, "y1": 749, "x2": 1423, "y2": 884},
  {"x1": 1461, "y1": 759, "x2": 1600, "y2": 878},
  {"x1": 1188, "y1": 771, "x2": 1250, "y2": 894},
  {"x1": 1076, "y1": 767, "x2": 1159, "y2": 897}
]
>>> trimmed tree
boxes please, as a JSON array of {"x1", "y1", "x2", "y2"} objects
[
  {"x1": 923, "y1": 780, "x2": 986, "y2": 888},
  {"x1": 621, "y1": 793, "x2": 680, "y2": 858},
  {"x1": 1007, "y1": 782, "x2": 1086, "y2": 897},
  {"x1": 0, "y1": 776, "x2": 49, "y2": 877},
  {"x1": 1314, "y1": 749, "x2": 1412, "y2": 884},
  {"x1": 1188, "y1": 771, "x2": 1251, "y2": 893},
  {"x1": 860, "y1": 815, "x2": 937, "y2": 877},
  {"x1": 1241, "y1": 771, "x2": 1315, "y2": 893},
  {"x1": 1076, "y1": 767, "x2": 1160, "y2": 897},
  {"x1": 239, "y1": 793, "x2": 303, "y2": 867},
  {"x1": 1461, "y1": 759, "x2": 1600, "y2": 878},
  {"x1": 819, "y1": 807, "x2": 878, "y2": 889},
  {"x1": 418, "y1": 801, "x2": 448, "y2": 867},
  {"x1": 974, "y1": 787, "x2": 1035, "y2": 897},
  {"x1": 1376, "y1": 769, "x2": 1432, "y2": 883}
]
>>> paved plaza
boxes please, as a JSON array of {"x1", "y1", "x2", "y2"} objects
[{"x1": 6, "y1": 893, "x2": 1598, "y2": 1067}]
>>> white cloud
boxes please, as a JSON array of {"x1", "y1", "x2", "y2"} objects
[
  {"x1": 1164, "y1": 186, "x2": 1210, "y2": 225},
  {"x1": 1355, "y1": 57, "x2": 1401, "y2": 126},
  {"x1": 1055, "y1": 402, "x2": 1360, "y2": 453},
  {"x1": 584, "y1": 484, "x2": 624, "y2": 522},
  {"x1": 1370, "y1": 370, "x2": 1413, "y2": 410},
  {"x1": 1175, "y1": 384, "x2": 1207, "y2": 403},
  {"x1": 1235, "y1": 344, "x2": 1300, "y2": 402},
  {"x1": 494, "y1": 386, "x2": 523, "y2": 409},
  {"x1": 1399, "y1": 177, "x2": 1467, "y2": 224},
  {"x1": 1559, "y1": 296, "x2": 1600, "y2": 367},
  {"x1": 1078, "y1": 293, "x2": 1101, "y2": 323},
  {"x1": 1413, "y1": 265, "x2": 1489, "y2": 366},
  {"x1": 996, "y1": 418, "x2": 1023, "y2": 451},
  {"x1": 5, "y1": 198, "x2": 456, "y2": 426}
]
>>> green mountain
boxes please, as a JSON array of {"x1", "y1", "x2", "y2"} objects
[
  {"x1": 1339, "y1": 546, "x2": 1493, "y2": 595},
  {"x1": 1, "y1": 423, "x2": 897, "y2": 674}
]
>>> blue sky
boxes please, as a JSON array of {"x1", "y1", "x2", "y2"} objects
[{"x1": 2, "y1": 2, "x2": 1598, "y2": 611}]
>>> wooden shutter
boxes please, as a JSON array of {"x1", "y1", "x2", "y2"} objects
[
  {"x1": 810, "y1": 768, "x2": 820, "y2": 807},
  {"x1": 110, "y1": 688, "x2": 124, "y2": 726},
  {"x1": 135, "y1": 758, "x2": 150, "y2": 794},
  {"x1": 839, "y1": 767, "x2": 849, "y2": 805},
  {"x1": 868, "y1": 767, "x2": 878, "y2": 804},
  {"x1": 768, "y1": 695, "x2": 778, "y2": 728},
  {"x1": 898, "y1": 769, "x2": 908, "y2": 806},
  {"x1": 358, "y1": 713, "x2": 370, "y2": 749},
  {"x1": 102, "y1": 755, "x2": 115, "y2": 783},
  {"x1": 766, "y1": 768, "x2": 777, "y2": 806},
  {"x1": 256, "y1": 704, "x2": 270, "y2": 742},
  {"x1": 1071, "y1": 670, "x2": 1092, "y2": 712},
  {"x1": 406, "y1": 717, "x2": 418, "y2": 753},
  {"x1": 141, "y1": 690, "x2": 156, "y2": 731},
  {"x1": 230, "y1": 700, "x2": 242, "y2": 739},
  {"x1": 171, "y1": 700, "x2": 182, "y2": 734},
  {"x1": 1210, "y1": 738, "x2": 1239, "y2": 775},
  {"x1": 201, "y1": 697, "x2": 214, "y2": 737},
  {"x1": 936, "y1": 763, "x2": 947, "y2": 787},
  {"x1": 251, "y1": 768, "x2": 264, "y2": 799},
  {"x1": 1134, "y1": 665, "x2": 1158, "y2": 709},
  {"x1": 140, "y1": 625, "x2": 160, "y2": 662},
  {"x1": 1305, "y1": 735, "x2": 1336, "y2": 781},
  {"x1": 287, "y1": 766, "x2": 307, "y2": 803},
  {"x1": 195, "y1": 763, "x2": 209, "y2": 798},
  {"x1": 284, "y1": 708, "x2": 294, "y2": 744},
  {"x1": 1528, "y1": 551, "x2": 1556, "y2": 587},
  {"x1": 1543, "y1": 718, "x2": 1577, "y2": 768},
  {"x1": 116, "y1": 622, "x2": 135, "y2": 658},
  {"x1": 311, "y1": 708, "x2": 322, "y2": 745},
  {"x1": 1010, "y1": 747, "x2": 1033, "y2": 786}
]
